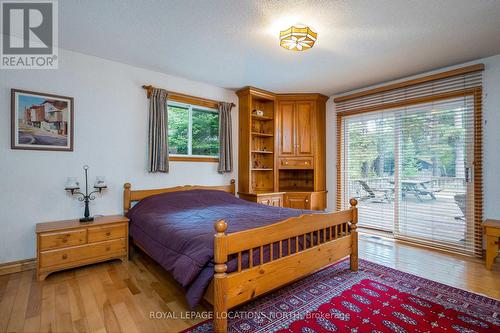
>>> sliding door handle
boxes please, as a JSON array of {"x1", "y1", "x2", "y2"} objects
[{"x1": 465, "y1": 166, "x2": 473, "y2": 183}]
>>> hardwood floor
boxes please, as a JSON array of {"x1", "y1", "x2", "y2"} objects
[
  {"x1": 359, "y1": 233, "x2": 500, "y2": 299},
  {"x1": 0, "y1": 234, "x2": 498, "y2": 333}
]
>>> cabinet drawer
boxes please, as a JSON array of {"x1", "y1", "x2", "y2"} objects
[
  {"x1": 88, "y1": 223, "x2": 127, "y2": 243},
  {"x1": 39, "y1": 238, "x2": 126, "y2": 268},
  {"x1": 39, "y1": 229, "x2": 87, "y2": 250},
  {"x1": 279, "y1": 157, "x2": 313, "y2": 169}
]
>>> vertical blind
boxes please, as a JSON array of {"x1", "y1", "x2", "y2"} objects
[{"x1": 336, "y1": 65, "x2": 483, "y2": 256}]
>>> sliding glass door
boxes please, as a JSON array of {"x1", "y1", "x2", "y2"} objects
[
  {"x1": 343, "y1": 112, "x2": 396, "y2": 232},
  {"x1": 341, "y1": 95, "x2": 476, "y2": 254}
]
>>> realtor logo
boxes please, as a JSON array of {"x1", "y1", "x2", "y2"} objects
[{"x1": 1, "y1": 0, "x2": 58, "y2": 69}]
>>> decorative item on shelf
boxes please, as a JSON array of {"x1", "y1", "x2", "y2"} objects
[
  {"x1": 279, "y1": 25, "x2": 317, "y2": 51},
  {"x1": 252, "y1": 109, "x2": 264, "y2": 117},
  {"x1": 65, "y1": 165, "x2": 107, "y2": 222}
]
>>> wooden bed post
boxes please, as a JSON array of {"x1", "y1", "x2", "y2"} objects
[
  {"x1": 124, "y1": 183, "x2": 132, "y2": 214},
  {"x1": 213, "y1": 219, "x2": 228, "y2": 333},
  {"x1": 229, "y1": 179, "x2": 236, "y2": 195},
  {"x1": 124, "y1": 183, "x2": 133, "y2": 259},
  {"x1": 349, "y1": 198, "x2": 359, "y2": 271}
]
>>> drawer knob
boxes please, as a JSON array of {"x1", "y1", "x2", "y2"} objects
[
  {"x1": 106, "y1": 232, "x2": 111, "y2": 236},
  {"x1": 305, "y1": 161, "x2": 309, "y2": 165},
  {"x1": 305, "y1": 199, "x2": 309, "y2": 203},
  {"x1": 285, "y1": 161, "x2": 289, "y2": 165},
  {"x1": 62, "y1": 254, "x2": 68, "y2": 260}
]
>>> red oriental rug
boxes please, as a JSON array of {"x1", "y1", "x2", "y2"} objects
[{"x1": 182, "y1": 259, "x2": 500, "y2": 333}]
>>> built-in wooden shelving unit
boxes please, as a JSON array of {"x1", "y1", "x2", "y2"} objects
[
  {"x1": 237, "y1": 86, "x2": 328, "y2": 210},
  {"x1": 237, "y1": 87, "x2": 277, "y2": 193}
]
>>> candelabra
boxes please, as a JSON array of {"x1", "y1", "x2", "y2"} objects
[{"x1": 65, "y1": 165, "x2": 107, "y2": 222}]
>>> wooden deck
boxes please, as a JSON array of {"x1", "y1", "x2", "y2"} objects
[{"x1": 355, "y1": 190, "x2": 468, "y2": 247}]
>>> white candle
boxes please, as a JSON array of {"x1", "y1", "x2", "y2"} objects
[
  {"x1": 65, "y1": 177, "x2": 80, "y2": 190},
  {"x1": 94, "y1": 176, "x2": 107, "y2": 189}
]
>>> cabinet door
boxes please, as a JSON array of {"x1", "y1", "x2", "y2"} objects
[
  {"x1": 284, "y1": 193, "x2": 311, "y2": 209},
  {"x1": 295, "y1": 101, "x2": 314, "y2": 156},
  {"x1": 278, "y1": 101, "x2": 295, "y2": 156}
]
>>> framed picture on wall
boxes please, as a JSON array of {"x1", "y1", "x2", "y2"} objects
[{"x1": 11, "y1": 89, "x2": 74, "y2": 151}]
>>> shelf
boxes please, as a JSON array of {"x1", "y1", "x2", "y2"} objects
[
  {"x1": 279, "y1": 187, "x2": 314, "y2": 192},
  {"x1": 251, "y1": 168, "x2": 274, "y2": 171},
  {"x1": 251, "y1": 150, "x2": 274, "y2": 154},
  {"x1": 251, "y1": 132, "x2": 274, "y2": 137},
  {"x1": 252, "y1": 115, "x2": 274, "y2": 121}
]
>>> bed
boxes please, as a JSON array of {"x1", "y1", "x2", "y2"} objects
[{"x1": 123, "y1": 179, "x2": 358, "y2": 333}]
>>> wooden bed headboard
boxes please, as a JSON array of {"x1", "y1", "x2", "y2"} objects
[{"x1": 123, "y1": 179, "x2": 236, "y2": 213}]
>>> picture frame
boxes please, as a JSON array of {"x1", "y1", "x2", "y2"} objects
[{"x1": 11, "y1": 89, "x2": 74, "y2": 151}]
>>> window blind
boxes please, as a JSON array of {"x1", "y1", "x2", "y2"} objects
[{"x1": 336, "y1": 65, "x2": 483, "y2": 257}]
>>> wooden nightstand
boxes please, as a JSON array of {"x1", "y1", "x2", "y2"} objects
[
  {"x1": 36, "y1": 215, "x2": 129, "y2": 281},
  {"x1": 484, "y1": 219, "x2": 500, "y2": 270},
  {"x1": 238, "y1": 192, "x2": 285, "y2": 207}
]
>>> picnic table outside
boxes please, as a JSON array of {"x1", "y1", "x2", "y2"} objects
[{"x1": 353, "y1": 178, "x2": 443, "y2": 203}]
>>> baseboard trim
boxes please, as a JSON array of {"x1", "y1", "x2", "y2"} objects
[{"x1": 0, "y1": 258, "x2": 36, "y2": 276}]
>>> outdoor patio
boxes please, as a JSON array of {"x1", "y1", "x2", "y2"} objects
[{"x1": 353, "y1": 183, "x2": 470, "y2": 247}]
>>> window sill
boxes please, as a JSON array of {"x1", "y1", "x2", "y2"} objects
[{"x1": 170, "y1": 156, "x2": 219, "y2": 163}]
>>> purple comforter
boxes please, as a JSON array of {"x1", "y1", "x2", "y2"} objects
[{"x1": 126, "y1": 189, "x2": 309, "y2": 308}]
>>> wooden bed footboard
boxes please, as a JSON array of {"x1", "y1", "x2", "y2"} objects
[{"x1": 211, "y1": 198, "x2": 358, "y2": 333}]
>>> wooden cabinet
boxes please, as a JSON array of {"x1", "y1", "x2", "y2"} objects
[
  {"x1": 277, "y1": 100, "x2": 314, "y2": 157},
  {"x1": 36, "y1": 215, "x2": 129, "y2": 281},
  {"x1": 296, "y1": 101, "x2": 314, "y2": 156},
  {"x1": 237, "y1": 87, "x2": 328, "y2": 211},
  {"x1": 284, "y1": 191, "x2": 327, "y2": 210},
  {"x1": 238, "y1": 192, "x2": 284, "y2": 207},
  {"x1": 484, "y1": 219, "x2": 500, "y2": 270},
  {"x1": 277, "y1": 94, "x2": 328, "y2": 210},
  {"x1": 278, "y1": 101, "x2": 295, "y2": 156},
  {"x1": 284, "y1": 192, "x2": 311, "y2": 209}
]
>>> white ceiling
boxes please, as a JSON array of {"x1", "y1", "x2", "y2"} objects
[{"x1": 59, "y1": 0, "x2": 500, "y2": 96}]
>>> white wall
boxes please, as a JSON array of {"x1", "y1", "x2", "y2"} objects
[
  {"x1": 0, "y1": 50, "x2": 238, "y2": 263},
  {"x1": 326, "y1": 54, "x2": 500, "y2": 220}
]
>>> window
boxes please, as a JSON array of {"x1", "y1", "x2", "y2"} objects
[{"x1": 167, "y1": 101, "x2": 219, "y2": 158}]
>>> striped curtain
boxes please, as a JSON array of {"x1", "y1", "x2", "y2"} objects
[
  {"x1": 148, "y1": 88, "x2": 169, "y2": 173},
  {"x1": 218, "y1": 102, "x2": 233, "y2": 173}
]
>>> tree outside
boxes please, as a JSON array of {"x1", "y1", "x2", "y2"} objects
[
  {"x1": 167, "y1": 105, "x2": 219, "y2": 156},
  {"x1": 347, "y1": 107, "x2": 465, "y2": 180}
]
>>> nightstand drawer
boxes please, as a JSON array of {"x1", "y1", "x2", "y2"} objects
[
  {"x1": 39, "y1": 229, "x2": 87, "y2": 250},
  {"x1": 88, "y1": 223, "x2": 127, "y2": 243},
  {"x1": 39, "y1": 238, "x2": 126, "y2": 268}
]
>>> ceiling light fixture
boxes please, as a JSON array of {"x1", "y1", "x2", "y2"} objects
[{"x1": 279, "y1": 25, "x2": 317, "y2": 51}]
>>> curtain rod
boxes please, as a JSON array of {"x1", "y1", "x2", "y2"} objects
[{"x1": 142, "y1": 85, "x2": 235, "y2": 107}]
